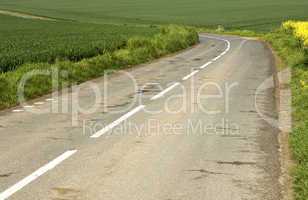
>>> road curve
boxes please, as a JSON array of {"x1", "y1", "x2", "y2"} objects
[{"x1": 0, "y1": 34, "x2": 281, "y2": 200}]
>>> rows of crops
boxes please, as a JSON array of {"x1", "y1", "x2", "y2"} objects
[
  {"x1": 283, "y1": 21, "x2": 308, "y2": 47},
  {"x1": 0, "y1": 15, "x2": 157, "y2": 72}
]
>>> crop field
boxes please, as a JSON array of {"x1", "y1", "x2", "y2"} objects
[
  {"x1": 0, "y1": 14, "x2": 157, "y2": 72},
  {"x1": 1, "y1": 0, "x2": 308, "y2": 31},
  {"x1": 1, "y1": 0, "x2": 308, "y2": 73}
]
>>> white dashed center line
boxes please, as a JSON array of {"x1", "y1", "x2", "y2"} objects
[
  {"x1": 90, "y1": 105, "x2": 145, "y2": 138},
  {"x1": 34, "y1": 102, "x2": 44, "y2": 105},
  {"x1": 2, "y1": 35, "x2": 233, "y2": 199},
  {"x1": 23, "y1": 105, "x2": 34, "y2": 108},
  {"x1": 200, "y1": 61, "x2": 213, "y2": 69},
  {"x1": 0, "y1": 150, "x2": 77, "y2": 200},
  {"x1": 150, "y1": 82, "x2": 180, "y2": 100},
  {"x1": 12, "y1": 109, "x2": 23, "y2": 113},
  {"x1": 182, "y1": 70, "x2": 199, "y2": 80}
]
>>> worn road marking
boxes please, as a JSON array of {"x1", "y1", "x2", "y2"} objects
[
  {"x1": 12, "y1": 109, "x2": 23, "y2": 113},
  {"x1": 23, "y1": 105, "x2": 34, "y2": 108},
  {"x1": 91, "y1": 105, "x2": 145, "y2": 138},
  {"x1": 1, "y1": 35, "x2": 233, "y2": 198},
  {"x1": 150, "y1": 35, "x2": 231, "y2": 99},
  {"x1": 34, "y1": 102, "x2": 44, "y2": 105},
  {"x1": 200, "y1": 35, "x2": 231, "y2": 52},
  {"x1": 212, "y1": 55, "x2": 221, "y2": 61},
  {"x1": 151, "y1": 82, "x2": 180, "y2": 100},
  {"x1": 0, "y1": 150, "x2": 77, "y2": 200},
  {"x1": 198, "y1": 35, "x2": 231, "y2": 70},
  {"x1": 200, "y1": 61, "x2": 213, "y2": 69},
  {"x1": 182, "y1": 70, "x2": 199, "y2": 81}
]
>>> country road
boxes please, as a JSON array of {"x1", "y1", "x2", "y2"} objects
[{"x1": 0, "y1": 34, "x2": 281, "y2": 200}]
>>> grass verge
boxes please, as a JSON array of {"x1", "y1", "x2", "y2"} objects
[
  {"x1": 265, "y1": 29, "x2": 308, "y2": 200},
  {"x1": 0, "y1": 25, "x2": 199, "y2": 110}
]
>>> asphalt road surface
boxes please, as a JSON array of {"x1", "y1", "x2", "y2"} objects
[{"x1": 0, "y1": 34, "x2": 281, "y2": 200}]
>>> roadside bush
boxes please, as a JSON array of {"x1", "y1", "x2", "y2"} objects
[
  {"x1": 127, "y1": 37, "x2": 153, "y2": 50},
  {"x1": 265, "y1": 30, "x2": 306, "y2": 67},
  {"x1": 113, "y1": 49, "x2": 135, "y2": 66},
  {"x1": 282, "y1": 21, "x2": 308, "y2": 47}
]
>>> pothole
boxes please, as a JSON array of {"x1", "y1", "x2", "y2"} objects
[
  {"x1": 137, "y1": 83, "x2": 162, "y2": 94},
  {"x1": 0, "y1": 172, "x2": 14, "y2": 178}
]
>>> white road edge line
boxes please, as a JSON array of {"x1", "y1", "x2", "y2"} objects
[
  {"x1": 91, "y1": 105, "x2": 145, "y2": 138},
  {"x1": 151, "y1": 82, "x2": 180, "y2": 100},
  {"x1": 182, "y1": 70, "x2": 199, "y2": 81},
  {"x1": 0, "y1": 150, "x2": 77, "y2": 200}
]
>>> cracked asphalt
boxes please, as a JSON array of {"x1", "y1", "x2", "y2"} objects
[{"x1": 0, "y1": 34, "x2": 281, "y2": 200}]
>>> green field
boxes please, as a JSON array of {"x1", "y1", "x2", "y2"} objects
[
  {"x1": 1, "y1": 0, "x2": 308, "y2": 30},
  {"x1": 1, "y1": 0, "x2": 308, "y2": 72},
  {"x1": 0, "y1": 15, "x2": 157, "y2": 72}
]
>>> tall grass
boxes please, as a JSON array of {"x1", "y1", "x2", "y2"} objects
[{"x1": 266, "y1": 27, "x2": 308, "y2": 200}]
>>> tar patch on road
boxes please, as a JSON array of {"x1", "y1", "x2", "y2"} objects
[
  {"x1": 0, "y1": 172, "x2": 14, "y2": 178},
  {"x1": 216, "y1": 161, "x2": 256, "y2": 166},
  {"x1": 52, "y1": 187, "x2": 82, "y2": 200}
]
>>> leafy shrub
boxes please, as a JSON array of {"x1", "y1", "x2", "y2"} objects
[{"x1": 282, "y1": 21, "x2": 308, "y2": 47}]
